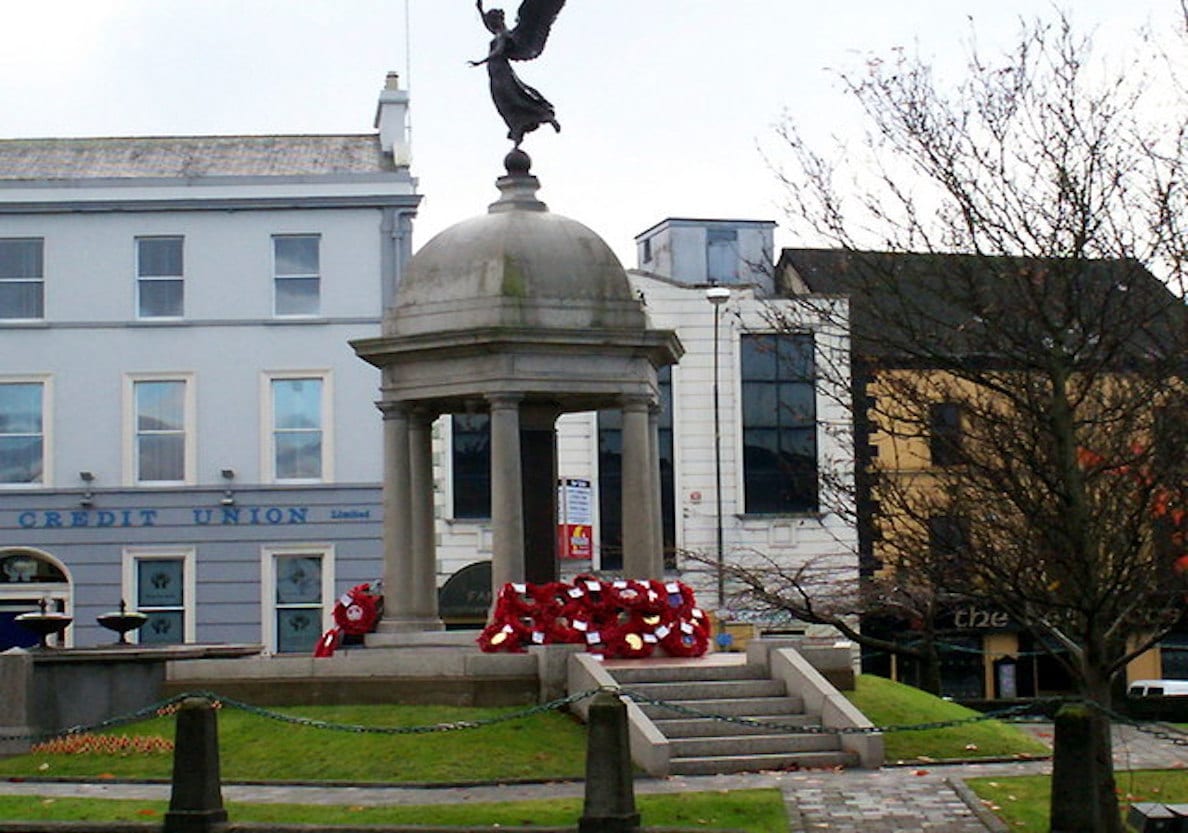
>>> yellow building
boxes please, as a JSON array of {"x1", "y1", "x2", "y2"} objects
[{"x1": 779, "y1": 248, "x2": 1187, "y2": 701}]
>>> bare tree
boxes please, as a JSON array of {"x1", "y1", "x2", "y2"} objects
[
  {"x1": 702, "y1": 546, "x2": 958, "y2": 694},
  {"x1": 764, "y1": 13, "x2": 1187, "y2": 833}
]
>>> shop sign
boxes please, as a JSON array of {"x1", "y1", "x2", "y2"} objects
[
  {"x1": 6, "y1": 504, "x2": 375, "y2": 530},
  {"x1": 557, "y1": 478, "x2": 593, "y2": 560},
  {"x1": 945, "y1": 604, "x2": 1012, "y2": 630}
]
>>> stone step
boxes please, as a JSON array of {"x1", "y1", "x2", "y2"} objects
[
  {"x1": 653, "y1": 713, "x2": 820, "y2": 738},
  {"x1": 669, "y1": 732, "x2": 842, "y2": 758},
  {"x1": 608, "y1": 662, "x2": 767, "y2": 684},
  {"x1": 595, "y1": 655, "x2": 866, "y2": 776},
  {"x1": 622, "y1": 678, "x2": 786, "y2": 702},
  {"x1": 668, "y1": 750, "x2": 859, "y2": 776},
  {"x1": 638, "y1": 695, "x2": 804, "y2": 720}
]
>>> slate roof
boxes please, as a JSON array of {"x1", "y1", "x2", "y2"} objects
[
  {"x1": 0, "y1": 135, "x2": 396, "y2": 181},
  {"x1": 778, "y1": 248, "x2": 1186, "y2": 364}
]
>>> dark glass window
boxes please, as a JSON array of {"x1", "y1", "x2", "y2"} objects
[
  {"x1": 928, "y1": 514, "x2": 969, "y2": 582},
  {"x1": 0, "y1": 239, "x2": 44, "y2": 320},
  {"x1": 1160, "y1": 630, "x2": 1188, "y2": 679},
  {"x1": 274, "y1": 235, "x2": 320, "y2": 316},
  {"x1": 597, "y1": 368, "x2": 675, "y2": 571},
  {"x1": 929, "y1": 402, "x2": 963, "y2": 467},
  {"x1": 136, "y1": 558, "x2": 185, "y2": 645},
  {"x1": 741, "y1": 334, "x2": 818, "y2": 513},
  {"x1": 137, "y1": 237, "x2": 184, "y2": 318},
  {"x1": 707, "y1": 228, "x2": 738, "y2": 284},
  {"x1": 452, "y1": 413, "x2": 491, "y2": 519},
  {"x1": 274, "y1": 554, "x2": 323, "y2": 654}
]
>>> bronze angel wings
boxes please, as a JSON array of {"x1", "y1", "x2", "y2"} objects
[
  {"x1": 474, "y1": 0, "x2": 567, "y2": 147},
  {"x1": 478, "y1": 0, "x2": 566, "y2": 62}
]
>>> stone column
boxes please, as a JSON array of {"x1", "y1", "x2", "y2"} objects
[
  {"x1": 489, "y1": 394, "x2": 525, "y2": 590},
  {"x1": 408, "y1": 407, "x2": 442, "y2": 629},
  {"x1": 521, "y1": 403, "x2": 560, "y2": 585},
  {"x1": 648, "y1": 404, "x2": 664, "y2": 577},
  {"x1": 620, "y1": 395, "x2": 657, "y2": 579},
  {"x1": 378, "y1": 402, "x2": 415, "y2": 628}
]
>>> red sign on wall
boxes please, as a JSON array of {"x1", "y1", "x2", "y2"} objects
[{"x1": 558, "y1": 478, "x2": 593, "y2": 559}]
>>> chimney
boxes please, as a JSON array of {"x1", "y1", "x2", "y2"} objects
[{"x1": 375, "y1": 72, "x2": 411, "y2": 165}]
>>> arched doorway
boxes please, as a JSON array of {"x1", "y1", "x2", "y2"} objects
[{"x1": 0, "y1": 548, "x2": 72, "y2": 649}]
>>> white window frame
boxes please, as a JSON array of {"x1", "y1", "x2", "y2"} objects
[
  {"x1": 261, "y1": 371, "x2": 333, "y2": 484},
  {"x1": 135, "y1": 236, "x2": 184, "y2": 320},
  {"x1": 272, "y1": 234, "x2": 321, "y2": 318},
  {"x1": 121, "y1": 547, "x2": 197, "y2": 644},
  {"x1": 0, "y1": 375, "x2": 52, "y2": 489},
  {"x1": 123, "y1": 373, "x2": 196, "y2": 486},
  {"x1": 0, "y1": 237, "x2": 45, "y2": 322},
  {"x1": 260, "y1": 544, "x2": 334, "y2": 654}
]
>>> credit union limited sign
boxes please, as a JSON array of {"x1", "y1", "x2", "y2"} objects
[{"x1": 6, "y1": 505, "x2": 374, "y2": 530}]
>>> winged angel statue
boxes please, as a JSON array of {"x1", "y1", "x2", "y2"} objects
[{"x1": 470, "y1": 0, "x2": 566, "y2": 147}]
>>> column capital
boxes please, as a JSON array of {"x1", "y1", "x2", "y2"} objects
[
  {"x1": 377, "y1": 401, "x2": 410, "y2": 420},
  {"x1": 620, "y1": 393, "x2": 655, "y2": 412},
  {"x1": 486, "y1": 392, "x2": 524, "y2": 411},
  {"x1": 408, "y1": 404, "x2": 439, "y2": 425}
]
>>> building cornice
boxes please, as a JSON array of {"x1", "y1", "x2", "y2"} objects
[{"x1": 0, "y1": 193, "x2": 422, "y2": 214}]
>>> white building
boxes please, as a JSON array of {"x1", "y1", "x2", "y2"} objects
[{"x1": 0, "y1": 75, "x2": 418, "y2": 652}]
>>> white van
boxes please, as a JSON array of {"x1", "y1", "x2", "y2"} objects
[{"x1": 1128, "y1": 679, "x2": 1188, "y2": 698}]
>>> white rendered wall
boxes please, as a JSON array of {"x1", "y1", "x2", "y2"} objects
[{"x1": 628, "y1": 274, "x2": 857, "y2": 608}]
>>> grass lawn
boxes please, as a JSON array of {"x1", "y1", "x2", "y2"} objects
[
  {"x1": 0, "y1": 789, "x2": 787, "y2": 833},
  {"x1": 842, "y1": 675, "x2": 1050, "y2": 763},
  {"x1": 0, "y1": 703, "x2": 588, "y2": 783},
  {"x1": 966, "y1": 769, "x2": 1188, "y2": 833},
  {"x1": 0, "y1": 678, "x2": 1055, "y2": 783}
]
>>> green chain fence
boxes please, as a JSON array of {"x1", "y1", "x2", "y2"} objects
[{"x1": 1, "y1": 686, "x2": 1185, "y2": 748}]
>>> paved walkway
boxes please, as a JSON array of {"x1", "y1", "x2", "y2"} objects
[{"x1": 2, "y1": 723, "x2": 1184, "y2": 832}]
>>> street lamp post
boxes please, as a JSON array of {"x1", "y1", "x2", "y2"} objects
[{"x1": 706, "y1": 285, "x2": 731, "y2": 611}]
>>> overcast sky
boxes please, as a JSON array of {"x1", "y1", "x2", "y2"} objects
[{"x1": 0, "y1": 1, "x2": 1179, "y2": 264}]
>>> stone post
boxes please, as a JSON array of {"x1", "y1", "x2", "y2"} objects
[
  {"x1": 0, "y1": 650, "x2": 34, "y2": 756},
  {"x1": 579, "y1": 689, "x2": 640, "y2": 833},
  {"x1": 1049, "y1": 703, "x2": 1102, "y2": 833},
  {"x1": 163, "y1": 696, "x2": 227, "y2": 833}
]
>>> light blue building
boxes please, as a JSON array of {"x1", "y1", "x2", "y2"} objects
[{"x1": 0, "y1": 75, "x2": 418, "y2": 652}]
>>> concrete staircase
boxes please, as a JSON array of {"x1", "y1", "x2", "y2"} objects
[{"x1": 602, "y1": 656, "x2": 860, "y2": 775}]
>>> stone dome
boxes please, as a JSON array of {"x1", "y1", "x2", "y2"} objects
[{"x1": 385, "y1": 162, "x2": 646, "y2": 337}]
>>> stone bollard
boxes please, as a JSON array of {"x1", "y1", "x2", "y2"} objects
[
  {"x1": 579, "y1": 689, "x2": 641, "y2": 833},
  {"x1": 1049, "y1": 703, "x2": 1103, "y2": 833},
  {"x1": 163, "y1": 697, "x2": 228, "y2": 833},
  {"x1": 0, "y1": 650, "x2": 34, "y2": 756}
]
